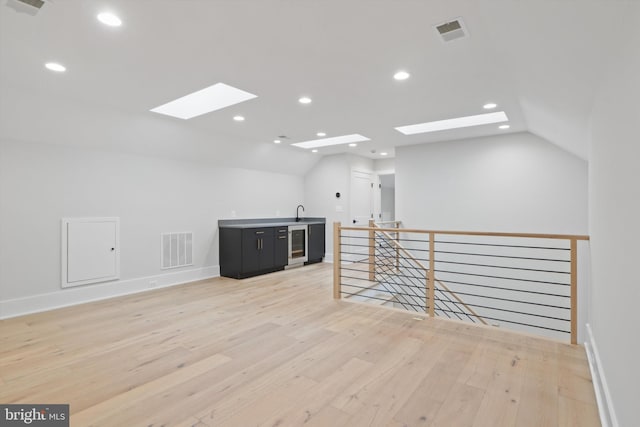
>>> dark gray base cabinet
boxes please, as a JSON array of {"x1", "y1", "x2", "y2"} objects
[
  {"x1": 306, "y1": 223, "x2": 325, "y2": 265},
  {"x1": 220, "y1": 226, "x2": 288, "y2": 279}
]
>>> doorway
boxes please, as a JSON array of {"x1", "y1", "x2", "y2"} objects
[{"x1": 379, "y1": 174, "x2": 395, "y2": 222}]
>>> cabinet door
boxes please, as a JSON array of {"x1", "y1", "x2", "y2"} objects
[
  {"x1": 241, "y1": 229, "x2": 262, "y2": 273},
  {"x1": 274, "y1": 227, "x2": 288, "y2": 267},
  {"x1": 242, "y1": 227, "x2": 276, "y2": 273},
  {"x1": 308, "y1": 223, "x2": 325, "y2": 262},
  {"x1": 219, "y1": 228, "x2": 242, "y2": 278},
  {"x1": 258, "y1": 228, "x2": 275, "y2": 270}
]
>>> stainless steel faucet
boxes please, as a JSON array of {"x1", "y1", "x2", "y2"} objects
[{"x1": 296, "y1": 204, "x2": 305, "y2": 222}]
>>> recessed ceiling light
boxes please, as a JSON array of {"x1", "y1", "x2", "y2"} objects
[
  {"x1": 349, "y1": 143, "x2": 357, "y2": 147},
  {"x1": 483, "y1": 103, "x2": 497, "y2": 109},
  {"x1": 97, "y1": 12, "x2": 122, "y2": 27},
  {"x1": 273, "y1": 139, "x2": 281, "y2": 144},
  {"x1": 381, "y1": 152, "x2": 388, "y2": 156},
  {"x1": 395, "y1": 111, "x2": 509, "y2": 135},
  {"x1": 45, "y1": 62, "x2": 66, "y2": 72},
  {"x1": 499, "y1": 124, "x2": 510, "y2": 130},
  {"x1": 298, "y1": 96, "x2": 312, "y2": 104},
  {"x1": 394, "y1": 71, "x2": 410, "y2": 80},
  {"x1": 233, "y1": 115, "x2": 245, "y2": 122},
  {"x1": 150, "y1": 83, "x2": 257, "y2": 120},
  {"x1": 292, "y1": 134, "x2": 371, "y2": 149},
  {"x1": 316, "y1": 132, "x2": 326, "y2": 137},
  {"x1": 311, "y1": 149, "x2": 318, "y2": 153}
]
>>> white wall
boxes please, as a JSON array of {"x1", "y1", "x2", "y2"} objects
[
  {"x1": 396, "y1": 132, "x2": 588, "y2": 234},
  {"x1": 588, "y1": 10, "x2": 640, "y2": 426},
  {"x1": 303, "y1": 154, "x2": 350, "y2": 260},
  {"x1": 374, "y1": 158, "x2": 395, "y2": 175},
  {"x1": 304, "y1": 153, "x2": 374, "y2": 259},
  {"x1": 0, "y1": 139, "x2": 304, "y2": 316},
  {"x1": 394, "y1": 132, "x2": 589, "y2": 341},
  {"x1": 348, "y1": 154, "x2": 375, "y2": 175}
]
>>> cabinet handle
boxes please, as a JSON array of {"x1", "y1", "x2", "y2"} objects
[
  {"x1": 257, "y1": 239, "x2": 260, "y2": 250},
  {"x1": 260, "y1": 238, "x2": 263, "y2": 250},
  {"x1": 278, "y1": 236, "x2": 286, "y2": 239},
  {"x1": 256, "y1": 231, "x2": 264, "y2": 235}
]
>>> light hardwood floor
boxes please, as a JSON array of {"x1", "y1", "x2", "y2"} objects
[{"x1": 0, "y1": 263, "x2": 599, "y2": 427}]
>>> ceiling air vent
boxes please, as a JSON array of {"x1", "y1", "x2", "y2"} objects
[
  {"x1": 435, "y1": 18, "x2": 468, "y2": 42},
  {"x1": 5, "y1": 0, "x2": 51, "y2": 16}
]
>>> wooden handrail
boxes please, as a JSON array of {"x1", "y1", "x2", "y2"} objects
[
  {"x1": 342, "y1": 225, "x2": 589, "y2": 241},
  {"x1": 372, "y1": 223, "x2": 488, "y2": 325}
]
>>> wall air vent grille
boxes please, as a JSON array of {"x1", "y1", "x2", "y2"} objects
[
  {"x1": 161, "y1": 232, "x2": 193, "y2": 269},
  {"x1": 435, "y1": 18, "x2": 468, "y2": 42}
]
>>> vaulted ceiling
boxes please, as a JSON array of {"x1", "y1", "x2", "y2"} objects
[{"x1": 0, "y1": 0, "x2": 634, "y2": 173}]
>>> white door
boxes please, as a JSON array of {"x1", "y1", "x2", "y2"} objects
[
  {"x1": 63, "y1": 218, "x2": 120, "y2": 287},
  {"x1": 350, "y1": 170, "x2": 373, "y2": 226},
  {"x1": 346, "y1": 171, "x2": 373, "y2": 262}
]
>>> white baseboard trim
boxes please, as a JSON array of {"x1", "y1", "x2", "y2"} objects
[
  {"x1": 0, "y1": 265, "x2": 220, "y2": 320},
  {"x1": 584, "y1": 323, "x2": 618, "y2": 427}
]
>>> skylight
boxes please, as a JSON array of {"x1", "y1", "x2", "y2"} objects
[
  {"x1": 150, "y1": 83, "x2": 257, "y2": 120},
  {"x1": 291, "y1": 134, "x2": 370, "y2": 149},
  {"x1": 395, "y1": 111, "x2": 509, "y2": 135}
]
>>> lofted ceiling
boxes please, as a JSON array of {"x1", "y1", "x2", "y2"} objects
[{"x1": 0, "y1": 0, "x2": 632, "y2": 169}]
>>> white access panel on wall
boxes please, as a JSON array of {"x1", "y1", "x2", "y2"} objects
[{"x1": 61, "y1": 217, "x2": 120, "y2": 288}]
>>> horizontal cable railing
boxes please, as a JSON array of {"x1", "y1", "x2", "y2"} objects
[{"x1": 333, "y1": 221, "x2": 589, "y2": 344}]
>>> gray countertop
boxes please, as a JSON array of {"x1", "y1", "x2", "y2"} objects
[{"x1": 218, "y1": 217, "x2": 326, "y2": 229}]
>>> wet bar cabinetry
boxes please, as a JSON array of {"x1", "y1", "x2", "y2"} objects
[
  {"x1": 220, "y1": 226, "x2": 288, "y2": 279},
  {"x1": 219, "y1": 218, "x2": 325, "y2": 280}
]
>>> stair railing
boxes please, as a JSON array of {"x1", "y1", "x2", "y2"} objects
[
  {"x1": 333, "y1": 221, "x2": 589, "y2": 344},
  {"x1": 370, "y1": 220, "x2": 488, "y2": 324}
]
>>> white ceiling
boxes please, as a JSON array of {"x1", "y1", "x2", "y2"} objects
[{"x1": 0, "y1": 0, "x2": 633, "y2": 167}]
